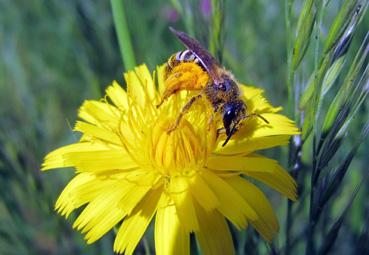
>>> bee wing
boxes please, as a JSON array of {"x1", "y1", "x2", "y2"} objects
[{"x1": 169, "y1": 27, "x2": 223, "y2": 83}]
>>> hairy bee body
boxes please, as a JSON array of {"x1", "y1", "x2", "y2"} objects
[{"x1": 159, "y1": 28, "x2": 268, "y2": 146}]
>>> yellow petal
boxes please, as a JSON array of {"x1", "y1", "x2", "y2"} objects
[
  {"x1": 124, "y1": 69, "x2": 145, "y2": 109},
  {"x1": 118, "y1": 183, "x2": 152, "y2": 216},
  {"x1": 244, "y1": 158, "x2": 297, "y2": 200},
  {"x1": 135, "y1": 65, "x2": 156, "y2": 101},
  {"x1": 114, "y1": 188, "x2": 161, "y2": 255},
  {"x1": 238, "y1": 113, "x2": 300, "y2": 139},
  {"x1": 63, "y1": 150, "x2": 137, "y2": 173},
  {"x1": 240, "y1": 85, "x2": 281, "y2": 113},
  {"x1": 215, "y1": 135, "x2": 290, "y2": 155},
  {"x1": 209, "y1": 154, "x2": 297, "y2": 200},
  {"x1": 42, "y1": 142, "x2": 109, "y2": 170},
  {"x1": 201, "y1": 169, "x2": 257, "y2": 228},
  {"x1": 157, "y1": 65, "x2": 166, "y2": 94},
  {"x1": 74, "y1": 121, "x2": 122, "y2": 145},
  {"x1": 155, "y1": 199, "x2": 189, "y2": 255},
  {"x1": 55, "y1": 173, "x2": 94, "y2": 217},
  {"x1": 194, "y1": 203, "x2": 234, "y2": 255},
  {"x1": 73, "y1": 184, "x2": 125, "y2": 233},
  {"x1": 189, "y1": 174, "x2": 219, "y2": 212},
  {"x1": 78, "y1": 100, "x2": 120, "y2": 129},
  {"x1": 168, "y1": 176, "x2": 199, "y2": 232},
  {"x1": 85, "y1": 207, "x2": 125, "y2": 244},
  {"x1": 240, "y1": 85, "x2": 264, "y2": 99},
  {"x1": 67, "y1": 176, "x2": 118, "y2": 211},
  {"x1": 207, "y1": 154, "x2": 277, "y2": 173},
  {"x1": 226, "y1": 176, "x2": 279, "y2": 241},
  {"x1": 106, "y1": 80, "x2": 129, "y2": 110}
]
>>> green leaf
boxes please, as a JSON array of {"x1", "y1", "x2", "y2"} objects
[
  {"x1": 292, "y1": 0, "x2": 316, "y2": 70},
  {"x1": 321, "y1": 56, "x2": 345, "y2": 96},
  {"x1": 323, "y1": 0, "x2": 358, "y2": 53},
  {"x1": 317, "y1": 181, "x2": 363, "y2": 255},
  {"x1": 322, "y1": 31, "x2": 369, "y2": 133}
]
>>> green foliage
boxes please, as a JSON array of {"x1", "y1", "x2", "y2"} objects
[{"x1": 0, "y1": 0, "x2": 368, "y2": 254}]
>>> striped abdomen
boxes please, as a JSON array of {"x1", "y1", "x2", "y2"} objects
[{"x1": 166, "y1": 50, "x2": 203, "y2": 71}]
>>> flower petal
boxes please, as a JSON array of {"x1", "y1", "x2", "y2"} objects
[
  {"x1": 42, "y1": 142, "x2": 109, "y2": 170},
  {"x1": 201, "y1": 169, "x2": 257, "y2": 228},
  {"x1": 114, "y1": 188, "x2": 162, "y2": 255},
  {"x1": 135, "y1": 65, "x2": 156, "y2": 101},
  {"x1": 168, "y1": 176, "x2": 199, "y2": 232},
  {"x1": 226, "y1": 176, "x2": 279, "y2": 241},
  {"x1": 155, "y1": 197, "x2": 189, "y2": 255},
  {"x1": 189, "y1": 174, "x2": 219, "y2": 212},
  {"x1": 74, "y1": 121, "x2": 122, "y2": 145},
  {"x1": 215, "y1": 135, "x2": 290, "y2": 155},
  {"x1": 244, "y1": 157, "x2": 297, "y2": 200},
  {"x1": 62, "y1": 150, "x2": 137, "y2": 173},
  {"x1": 72, "y1": 183, "x2": 125, "y2": 233},
  {"x1": 241, "y1": 85, "x2": 282, "y2": 112},
  {"x1": 238, "y1": 113, "x2": 299, "y2": 139},
  {"x1": 124, "y1": 69, "x2": 145, "y2": 109},
  {"x1": 208, "y1": 154, "x2": 296, "y2": 200},
  {"x1": 194, "y1": 203, "x2": 234, "y2": 255},
  {"x1": 55, "y1": 173, "x2": 94, "y2": 217},
  {"x1": 106, "y1": 80, "x2": 129, "y2": 110},
  {"x1": 85, "y1": 207, "x2": 125, "y2": 244},
  {"x1": 207, "y1": 154, "x2": 277, "y2": 173},
  {"x1": 78, "y1": 100, "x2": 120, "y2": 129},
  {"x1": 118, "y1": 183, "x2": 152, "y2": 216}
]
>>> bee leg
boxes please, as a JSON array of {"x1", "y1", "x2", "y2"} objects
[
  {"x1": 156, "y1": 98, "x2": 165, "y2": 108},
  {"x1": 207, "y1": 114, "x2": 215, "y2": 130},
  {"x1": 156, "y1": 91, "x2": 172, "y2": 108},
  {"x1": 207, "y1": 105, "x2": 220, "y2": 130},
  {"x1": 167, "y1": 94, "x2": 202, "y2": 133},
  {"x1": 156, "y1": 83, "x2": 180, "y2": 108},
  {"x1": 216, "y1": 127, "x2": 226, "y2": 136}
]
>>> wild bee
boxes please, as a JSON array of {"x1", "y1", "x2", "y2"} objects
[{"x1": 159, "y1": 27, "x2": 268, "y2": 146}]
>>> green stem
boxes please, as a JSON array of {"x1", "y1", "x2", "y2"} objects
[
  {"x1": 110, "y1": 0, "x2": 136, "y2": 70},
  {"x1": 284, "y1": 1, "x2": 294, "y2": 254},
  {"x1": 209, "y1": 0, "x2": 224, "y2": 63},
  {"x1": 285, "y1": 0, "x2": 294, "y2": 118}
]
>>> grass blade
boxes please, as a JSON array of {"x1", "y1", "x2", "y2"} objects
[
  {"x1": 292, "y1": 0, "x2": 316, "y2": 70},
  {"x1": 209, "y1": 0, "x2": 225, "y2": 63},
  {"x1": 110, "y1": 0, "x2": 136, "y2": 70},
  {"x1": 317, "y1": 181, "x2": 363, "y2": 255}
]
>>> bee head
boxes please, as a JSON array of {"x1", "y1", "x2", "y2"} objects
[{"x1": 222, "y1": 101, "x2": 246, "y2": 146}]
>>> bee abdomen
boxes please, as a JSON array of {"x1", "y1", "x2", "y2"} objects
[
  {"x1": 177, "y1": 50, "x2": 200, "y2": 63},
  {"x1": 167, "y1": 50, "x2": 202, "y2": 70}
]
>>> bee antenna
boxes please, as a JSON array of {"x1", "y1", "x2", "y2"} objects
[
  {"x1": 247, "y1": 113, "x2": 269, "y2": 124},
  {"x1": 256, "y1": 113, "x2": 269, "y2": 124}
]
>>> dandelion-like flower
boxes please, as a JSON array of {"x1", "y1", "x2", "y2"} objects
[{"x1": 42, "y1": 63, "x2": 299, "y2": 255}]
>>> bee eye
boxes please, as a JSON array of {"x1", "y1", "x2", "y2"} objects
[
  {"x1": 223, "y1": 107, "x2": 236, "y2": 127},
  {"x1": 217, "y1": 79, "x2": 233, "y2": 92},
  {"x1": 218, "y1": 83, "x2": 227, "y2": 91}
]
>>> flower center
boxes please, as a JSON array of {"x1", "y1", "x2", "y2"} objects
[{"x1": 149, "y1": 118, "x2": 208, "y2": 176}]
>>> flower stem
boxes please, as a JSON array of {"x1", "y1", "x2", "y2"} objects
[{"x1": 110, "y1": 0, "x2": 136, "y2": 70}]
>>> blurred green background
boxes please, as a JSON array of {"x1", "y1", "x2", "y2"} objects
[{"x1": 0, "y1": 0, "x2": 368, "y2": 254}]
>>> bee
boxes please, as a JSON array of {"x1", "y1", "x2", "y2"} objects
[{"x1": 159, "y1": 27, "x2": 269, "y2": 146}]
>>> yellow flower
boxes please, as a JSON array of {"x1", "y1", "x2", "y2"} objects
[{"x1": 42, "y1": 63, "x2": 299, "y2": 255}]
